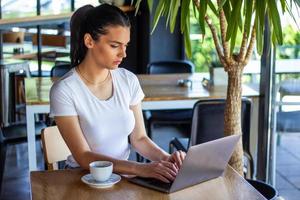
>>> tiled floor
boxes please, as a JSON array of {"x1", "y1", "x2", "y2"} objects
[
  {"x1": 276, "y1": 135, "x2": 300, "y2": 200},
  {"x1": 0, "y1": 126, "x2": 299, "y2": 200}
]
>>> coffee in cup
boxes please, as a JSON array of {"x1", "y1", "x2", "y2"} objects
[{"x1": 89, "y1": 161, "x2": 113, "y2": 182}]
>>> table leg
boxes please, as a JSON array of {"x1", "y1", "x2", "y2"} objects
[{"x1": 26, "y1": 105, "x2": 37, "y2": 171}]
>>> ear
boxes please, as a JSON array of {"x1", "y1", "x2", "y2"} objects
[{"x1": 83, "y1": 33, "x2": 94, "y2": 49}]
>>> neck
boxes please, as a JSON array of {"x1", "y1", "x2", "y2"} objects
[{"x1": 78, "y1": 59, "x2": 110, "y2": 85}]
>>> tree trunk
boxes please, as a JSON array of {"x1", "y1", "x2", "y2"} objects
[{"x1": 224, "y1": 66, "x2": 244, "y2": 176}]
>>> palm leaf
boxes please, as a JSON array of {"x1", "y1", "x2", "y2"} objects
[
  {"x1": 244, "y1": 0, "x2": 253, "y2": 39},
  {"x1": 184, "y1": 11, "x2": 192, "y2": 58},
  {"x1": 226, "y1": 0, "x2": 242, "y2": 41},
  {"x1": 268, "y1": 0, "x2": 283, "y2": 45},
  {"x1": 147, "y1": 0, "x2": 153, "y2": 12},
  {"x1": 170, "y1": 0, "x2": 181, "y2": 33},
  {"x1": 198, "y1": 0, "x2": 208, "y2": 35},
  {"x1": 207, "y1": 0, "x2": 219, "y2": 16},
  {"x1": 151, "y1": 0, "x2": 165, "y2": 34},
  {"x1": 181, "y1": 0, "x2": 191, "y2": 33},
  {"x1": 134, "y1": 0, "x2": 142, "y2": 16}
]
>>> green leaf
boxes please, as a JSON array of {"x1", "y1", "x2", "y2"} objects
[
  {"x1": 255, "y1": 0, "x2": 266, "y2": 34},
  {"x1": 226, "y1": 0, "x2": 242, "y2": 41},
  {"x1": 184, "y1": 16, "x2": 192, "y2": 58},
  {"x1": 198, "y1": 0, "x2": 208, "y2": 35},
  {"x1": 164, "y1": 0, "x2": 171, "y2": 27},
  {"x1": 181, "y1": 0, "x2": 191, "y2": 32},
  {"x1": 134, "y1": 0, "x2": 142, "y2": 16},
  {"x1": 223, "y1": 1, "x2": 231, "y2": 23},
  {"x1": 170, "y1": 0, "x2": 181, "y2": 33},
  {"x1": 280, "y1": 0, "x2": 286, "y2": 12},
  {"x1": 255, "y1": 18, "x2": 263, "y2": 54},
  {"x1": 244, "y1": 0, "x2": 253, "y2": 40},
  {"x1": 151, "y1": 0, "x2": 165, "y2": 34},
  {"x1": 230, "y1": 22, "x2": 238, "y2": 53},
  {"x1": 268, "y1": 0, "x2": 283, "y2": 45},
  {"x1": 207, "y1": 1, "x2": 218, "y2": 16},
  {"x1": 219, "y1": 0, "x2": 228, "y2": 10},
  {"x1": 147, "y1": 0, "x2": 154, "y2": 12}
]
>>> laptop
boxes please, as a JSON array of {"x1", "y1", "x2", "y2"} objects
[{"x1": 129, "y1": 135, "x2": 241, "y2": 193}]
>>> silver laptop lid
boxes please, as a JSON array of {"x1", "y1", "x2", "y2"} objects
[{"x1": 170, "y1": 135, "x2": 241, "y2": 192}]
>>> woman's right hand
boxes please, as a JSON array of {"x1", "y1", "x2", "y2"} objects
[{"x1": 136, "y1": 161, "x2": 178, "y2": 183}]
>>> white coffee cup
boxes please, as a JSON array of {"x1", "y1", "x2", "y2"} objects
[{"x1": 89, "y1": 161, "x2": 113, "y2": 182}]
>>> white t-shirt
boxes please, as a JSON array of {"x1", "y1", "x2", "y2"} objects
[{"x1": 49, "y1": 68, "x2": 145, "y2": 167}]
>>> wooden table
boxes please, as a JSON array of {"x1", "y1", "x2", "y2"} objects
[
  {"x1": 25, "y1": 73, "x2": 260, "y2": 171},
  {"x1": 30, "y1": 166, "x2": 266, "y2": 200}
]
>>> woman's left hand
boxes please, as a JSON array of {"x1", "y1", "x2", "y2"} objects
[{"x1": 167, "y1": 150, "x2": 186, "y2": 169}]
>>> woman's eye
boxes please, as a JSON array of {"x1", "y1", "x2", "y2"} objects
[{"x1": 110, "y1": 44, "x2": 119, "y2": 48}]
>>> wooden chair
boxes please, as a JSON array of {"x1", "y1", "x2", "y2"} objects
[
  {"x1": 41, "y1": 126, "x2": 71, "y2": 170},
  {"x1": 3, "y1": 31, "x2": 24, "y2": 43}
]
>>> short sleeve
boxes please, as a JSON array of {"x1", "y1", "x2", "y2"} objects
[
  {"x1": 49, "y1": 81, "x2": 78, "y2": 117},
  {"x1": 128, "y1": 72, "x2": 145, "y2": 106}
]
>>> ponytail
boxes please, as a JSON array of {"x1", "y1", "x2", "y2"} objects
[
  {"x1": 70, "y1": 5, "x2": 93, "y2": 68},
  {"x1": 70, "y1": 4, "x2": 131, "y2": 68}
]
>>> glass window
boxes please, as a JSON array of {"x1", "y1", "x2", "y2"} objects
[
  {"x1": 75, "y1": 0, "x2": 99, "y2": 9},
  {"x1": 1, "y1": 0, "x2": 37, "y2": 18},
  {"x1": 40, "y1": 0, "x2": 71, "y2": 15}
]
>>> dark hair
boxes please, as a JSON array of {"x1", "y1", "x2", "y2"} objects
[{"x1": 70, "y1": 4, "x2": 131, "y2": 67}]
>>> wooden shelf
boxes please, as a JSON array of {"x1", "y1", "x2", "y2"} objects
[{"x1": 0, "y1": 6, "x2": 135, "y2": 29}]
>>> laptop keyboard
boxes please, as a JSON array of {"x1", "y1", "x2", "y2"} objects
[{"x1": 137, "y1": 177, "x2": 173, "y2": 190}]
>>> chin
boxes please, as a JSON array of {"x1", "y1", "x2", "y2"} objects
[{"x1": 108, "y1": 65, "x2": 119, "y2": 70}]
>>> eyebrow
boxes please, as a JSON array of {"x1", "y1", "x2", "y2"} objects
[{"x1": 109, "y1": 40, "x2": 130, "y2": 45}]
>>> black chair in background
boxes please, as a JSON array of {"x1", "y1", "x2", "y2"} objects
[
  {"x1": 168, "y1": 98, "x2": 278, "y2": 199},
  {"x1": 169, "y1": 98, "x2": 253, "y2": 178},
  {"x1": 147, "y1": 60, "x2": 195, "y2": 74},
  {"x1": 50, "y1": 63, "x2": 71, "y2": 77},
  {"x1": 144, "y1": 60, "x2": 195, "y2": 139}
]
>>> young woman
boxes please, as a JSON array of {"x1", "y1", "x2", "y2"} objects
[{"x1": 50, "y1": 4, "x2": 185, "y2": 183}]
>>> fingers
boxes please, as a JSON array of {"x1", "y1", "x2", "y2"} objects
[
  {"x1": 160, "y1": 160, "x2": 178, "y2": 174},
  {"x1": 179, "y1": 151, "x2": 186, "y2": 164},
  {"x1": 152, "y1": 161, "x2": 178, "y2": 182},
  {"x1": 170, "y1": 151, "x2": 186, "y2": 168},
  {"x1": 156, "y1": 174, "x2": 171, "y2": 183}
]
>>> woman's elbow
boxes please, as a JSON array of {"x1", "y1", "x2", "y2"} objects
[{"x1": 73, "y1": 151, "x2": 92, "y2": 170}]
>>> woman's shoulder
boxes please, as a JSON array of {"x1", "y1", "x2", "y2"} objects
[
  {"x1": 50, "y1": 68, "x2": 78, "y2": 94},
  {"x1": 113, "y1": 68, "x2": 137, "y2": 81}
]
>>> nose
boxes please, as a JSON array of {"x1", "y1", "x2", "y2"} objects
[{"x1": 118, "y1": 46, "x2": 127, "y2": 58}]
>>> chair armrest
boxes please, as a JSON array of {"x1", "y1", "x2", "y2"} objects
[{"x1": 169, "y1": 137, "x2": 189, "y2": 153}]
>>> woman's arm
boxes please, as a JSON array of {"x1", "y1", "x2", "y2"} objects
[
  {"x1": 55, "y1": 116, "x2": 138, "y2": 173},
  {"x1": 55, "y1": 115, "x2": 178, "y2": 182},
  {"x1": 129, "y1": 103, "x2": 186, "y2": 166}
]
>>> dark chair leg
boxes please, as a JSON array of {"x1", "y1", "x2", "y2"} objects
[
  {"x1": 0, "y1": 143, "x2": 7, "y2": 196},
  {"x1": 147, "y1": 120, "x2": 153, "y2": 139},
  {"x1": 136, "y1": 153, "x2": 145, "y2": 163}
]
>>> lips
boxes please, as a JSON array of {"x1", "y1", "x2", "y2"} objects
[{"x1": 114, "y1": 60, "x2": 122, "y2": 64}]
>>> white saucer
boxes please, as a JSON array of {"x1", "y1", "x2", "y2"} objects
[{"x1": 81, "y1": 173, "x2": 121, "y2": 188}]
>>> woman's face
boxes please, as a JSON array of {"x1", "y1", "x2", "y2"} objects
[{"x1": 86, "y1": 25, "x2": 130, "y2": 70}]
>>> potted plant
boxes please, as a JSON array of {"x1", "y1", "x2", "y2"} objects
[{"x1": 135, "y1": 0, "x2": 300, "y2": 175}]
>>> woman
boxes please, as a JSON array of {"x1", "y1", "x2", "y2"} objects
[{"x1": 50, "y1": 4, "x2": 185, "y2": 183}]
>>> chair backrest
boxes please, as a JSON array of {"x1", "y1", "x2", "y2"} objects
[
  {"x1": 147, "y1": 60, "x2": 195, "y2": 74},
  {"x1": 41, "y1": 126, "x2": 71, "y2": 170},
  {"x1": 189, "y1": 98, "x2": 252, "y2": 153},
  {"x1": 50, "y1": 63, "x2": 71, "y2": 77},
  {"x1": 3, "y1": 31, "x2": 24, "y2": 43}
]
